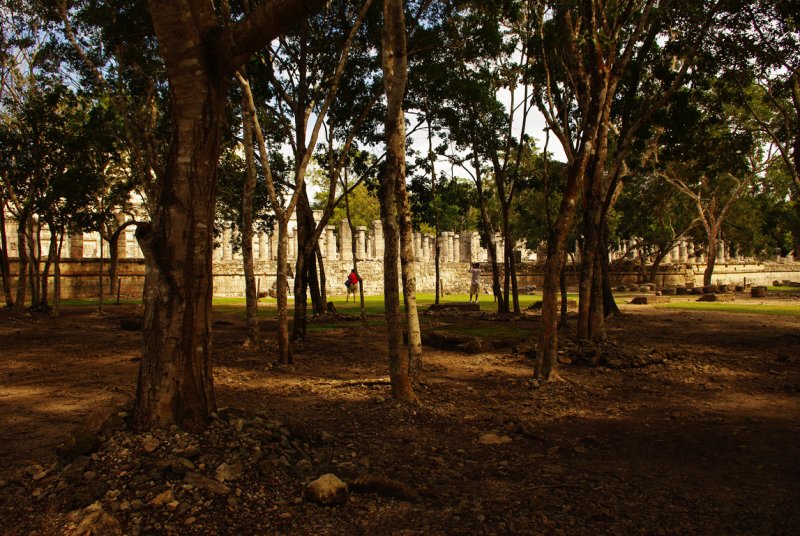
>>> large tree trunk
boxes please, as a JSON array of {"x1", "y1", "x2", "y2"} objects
[
  {"x1": 132, "y1": 6, "x2": 225, "y2": 431},
  {"x1": 132, "y1": 0, "x2": 328, "y2": 431},
  {"x1": 241, "y1": 96, "x2": 261, "y2": 346},
  {"x1": 382, "y1": 0, "x2": 416, "y2": 401}
]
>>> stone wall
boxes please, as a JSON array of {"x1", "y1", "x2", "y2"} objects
[{"x1": 3, "y1": 257, "x2": 798, "y2": 303}]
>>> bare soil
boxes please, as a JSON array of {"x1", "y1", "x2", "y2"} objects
[{"x1": 0, "y1": 297, "x2": 798, "y2": 535}]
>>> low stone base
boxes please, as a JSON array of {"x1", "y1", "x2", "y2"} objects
[
  {"x1": 629, "y1": 295, "x2": 671, "y2": 305},
  {"x1": 697, "y1": 293, "x2": 736, "y2": 302}
]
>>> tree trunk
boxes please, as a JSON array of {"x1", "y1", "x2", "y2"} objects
[
  {"x1": 316, "y1": 246, "x2": 328, "y2": 310},
  {"x1": 132, "y1": 0, "x2": 328, "y2": 431},
  {"x1": 241, "y1": 95, "x2": 261, "y2": 346},
  {"x1": 14, "y1": 216, "x2": 28, "y2": 314},
  {"x1": 382, "y1": 0, "x2": 416, "y2": 401},
  {"x1": 559, "y1": 253, "x2": 568, "y2": 326},
  {"x1": 275, "y1": 218, "x2": 293, "y2": 363},
  {"x1": 292, "y1": 191, "x2": 317, "y2": 341},
  {"x1": 26, "y1": 217, "x2": 40, "y2": 307},
  {"x1": 395, "y1": 148, "x2": 423, "y2": 381},
  {"x1": 473, "y1": 148, "x2": 505, "y2": 313},
  {"x1": 0, "y1": 207, "x2": 13, "y2": 307},
  {"x1": 132, "y1": 11, "x2": 225, "y2": 431},
  {"x1": 39, "y1": 224, "x2": 58, "y2": 309},
  {"x1": 704, "y1": 234, "x2": 717, "y2": 286},
  {"x1": 53, "y1": 228, "x2": 64, "y2": 318}
]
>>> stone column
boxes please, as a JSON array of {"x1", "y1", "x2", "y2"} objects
[
  {"x1": 421, "y1": 234, "x2": 430, "y2": 262},
  {"x1": 439, "y1": 233, "x2": 449, "y2": 263},
  {"x1": 678, "y1": 239, "x2": 687, "y2": 262},
  {"x1": 270, "y1": 232, "x2": 279, "y2": 261},
  {"x1": 288, "y1": 228, "x2": 296, "y2": 260},
  {"x1": 452, "y1": 234, "x2": 460, "y2": 263},
  {"x1": 325, "y1": 226, "x2": 337, "y2": 260},
  {"x1": 413, "y1": 232, "x2": 422, "y2": 260},
  {"x1": 258, "y1": 232, "x2": 268, "y2": 260},
  {"x1": 69, "y1": 231, "x2": 84, "y2": 259},
  {"x1": 670, "y1": 243, "x2": 679, "y2": 262},
  {"x1": 716, "y1": 240, "x2": 725, "y2": 263},
  {"x1": 371, "y1": 220, "x2": 384, "y2": 259},
  {"x1": 222, "y1": 226, "x2": 232, "y2": 260},
  {"x1": 356, "y1": 226, "x2": 367, "y2": 260},
  {"x1": 339, "y1": 220, "x2": 352, "y2": 262}
]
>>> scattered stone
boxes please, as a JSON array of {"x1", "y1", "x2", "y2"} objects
[
  {"x1": 183, "y1": 472, "x2": 231, "y2": 495},
  {"x1": 295, "y1": 459, "x2": 313, "y2": 478},
  {"x1": 150, "y1": 489, "x2": 175, "y2": 507},
  {"x1": 69, "y1": 507, "x2": 122, "y2": 536},
  {"x1": 479, "y1": 433, "x2": 512, "y2": 445},
  {"x1": 142, "y1": 436, "x2": 160, "y2": 453},
  {"x1": 215, "y1": 462, "x2": 243, "y2": 482},
  {"x1": 304, "y1": 474, "x2": 348, "y2": 506}
]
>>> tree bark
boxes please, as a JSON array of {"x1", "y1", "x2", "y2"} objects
[
  {"x1": 0, "y1": 206, "x2": 13, "y2": 307},
  {"x1": 14, "y1": 215, "x2": 29, "y2": 314},
  {"x1": 241, "y1": 91, "x2": 261, "y2": 346},
  {"x1": 395, "y1": 147, "x2": 423, "y2": 381},
  {"x1": 133, "y1": 0, "x2": 327, "y2": 431},
  {"x1": 382, "y1": 0, "x2": 416, "y2": 401}
]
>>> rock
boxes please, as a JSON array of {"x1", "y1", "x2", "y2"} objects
[
  {"x1": 295, "y1": 459, "x2": 314, "y2": 478},
  {"x1": 184, "y1": 516, "x2": 197, "y2": 526},
  {"x1": 304, "y1": 474, "x2": 348, "y2": 506},
  {"x1": 142, "y1": 436, "x2": 160, "y2": 453},
  {"x1": 150, "y1": 489, "x2": 174, "y2": 507},
  {"x1": 56, "y1": 428, "x2": 100, "y2": 462},
  {"x1": 479, "y1": 433, "x2": 512, "y2": 445},
  {"x1": 183, "y1": 472, "x2": 231, "y2": 495},
  {"x1": 215, "y1": 462, "x2": 243, "y2": 482},
  {"x1": 70, "y1": 509, "x2": 123, "y2": 536},
  {"x1": 350, "y1": 475, "x2": 419, "y2": 502}
]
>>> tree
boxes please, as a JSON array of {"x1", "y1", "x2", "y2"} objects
[
  {"x1": 131, "y1": 0, "x2": 328, "y2": 431},
  {"x1": 381, "y1": 0, "x2": 418, "y2": 400},
  {"x1": 526, "y1": 0, "x2": 721, "y2": 377}
]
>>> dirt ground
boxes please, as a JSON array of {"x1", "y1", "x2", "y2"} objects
[{"x1": 0, "y1": 295, "x2": 798, "y2": 535}]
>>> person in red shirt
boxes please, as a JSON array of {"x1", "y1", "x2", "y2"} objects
[{"x1": 346, "y1": 269, "x2": 361, "y2": 302}]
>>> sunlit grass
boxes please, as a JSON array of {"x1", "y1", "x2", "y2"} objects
[
  {"x1": 658, "y1": 302, "x2": 800, "y2": 316},
  {"x1": 767, "y1": 286, "x2": 800, "y2": 293}
]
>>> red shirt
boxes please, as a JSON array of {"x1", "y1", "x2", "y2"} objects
[{"x1": 348, "y1": 272, "x2": 359, "y2": 285}]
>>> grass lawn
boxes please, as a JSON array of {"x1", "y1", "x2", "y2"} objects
[{"x1": 657, "y1": 302, "x2": 800, "y2": 316}]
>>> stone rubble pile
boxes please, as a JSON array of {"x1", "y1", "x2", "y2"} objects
[{"x1": 3, "y1": 407, "x2": 413, "y2": 535}]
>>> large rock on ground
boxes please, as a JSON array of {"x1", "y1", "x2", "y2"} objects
[{"x1": 304, "y1": 474, "x2": 348, "y2": 506}]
